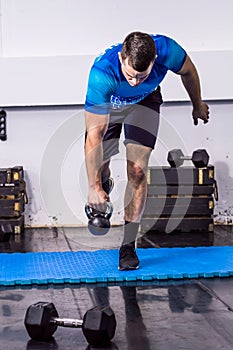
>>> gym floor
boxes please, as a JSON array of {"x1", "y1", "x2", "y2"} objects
[{"x1": 1, "y1": 225, "x2": 233, "y2": 350}]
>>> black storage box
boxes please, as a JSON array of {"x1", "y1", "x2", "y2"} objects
[{"x1": 140, "y1": 165, "x2": 216, "y2": 234}]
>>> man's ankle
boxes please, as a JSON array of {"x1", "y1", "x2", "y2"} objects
[
  {"x1": 121, "y1": 221, "x2": 139, "y2": 246},
  {"x1": 121, "y1": 241, "x2": 135, "y2": 248}
]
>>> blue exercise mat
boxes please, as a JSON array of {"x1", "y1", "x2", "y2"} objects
[{"x1": 1, "y1": 246, "x2": 233, "y2": 286}]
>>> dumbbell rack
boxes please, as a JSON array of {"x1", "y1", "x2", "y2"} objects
[
  {"x1": 140, "y1": 165, "x2": 216, "y2": 234},
  {"x1": 0, "y1": 166, "x2": 27, "y2": 241}
]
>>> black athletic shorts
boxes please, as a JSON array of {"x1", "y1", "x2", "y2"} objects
[{"x1": 103, "y1": 87, "x2": 163, "y2": 160}]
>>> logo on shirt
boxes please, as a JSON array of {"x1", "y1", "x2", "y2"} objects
[{"x1": 110, "y1": 94, "x2": 148, "y2": 109}]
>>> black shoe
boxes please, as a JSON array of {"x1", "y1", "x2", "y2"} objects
[
  {"x1": 102, "y1": 177, "x2": 114, "y2": 195},
  {"x1": 118, "y1": 244, "x2": 139, "y2": 271}
]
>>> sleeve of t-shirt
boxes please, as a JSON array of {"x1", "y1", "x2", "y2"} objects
[
  {"x1": 157, "y1": 36, "x2": 187, "y2": 73},
  {"x1": 84, "y1": 61, "x2": 114, "y2": 114}
]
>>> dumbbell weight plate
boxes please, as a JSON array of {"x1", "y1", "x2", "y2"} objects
[
  {"x1": 192, "y1": 149, "x2": 209, "y2": 168},
  {"x1": 82, "y1": 305, "x2": 117, "y2": 347},
  {"x1": 167, "y1": 149, "x2": 184, "y2": 168},
  {"x1": 24, "y1": 302, "x2": 58, "y2": 340}
]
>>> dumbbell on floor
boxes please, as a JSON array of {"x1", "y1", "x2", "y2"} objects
[
  {"x1": 167, "y1": 149, "x2": 209, "y2": 168},
  {"x1": 85, "y1": 201, "x2": 113, "y2": 235},
  {"x1": 24, "y1": 301, "x2": 116, "y2": 347}
]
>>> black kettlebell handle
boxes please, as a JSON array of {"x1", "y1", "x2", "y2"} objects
[{"x1": 85, "y1": 201, "x2": 113, "y2": 220}]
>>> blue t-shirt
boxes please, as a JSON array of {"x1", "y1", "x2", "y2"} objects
[{"x1": 85, "y1": 34, "x2": 186, "y2": 114}]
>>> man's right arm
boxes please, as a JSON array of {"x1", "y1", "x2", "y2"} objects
[{"x1": 85, "y1": 111, "x2": 110, "y2": 207}]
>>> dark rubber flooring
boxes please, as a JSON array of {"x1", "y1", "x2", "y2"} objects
[{"x1": 1, "y1": 225, "x2": 233, "y2": 350}]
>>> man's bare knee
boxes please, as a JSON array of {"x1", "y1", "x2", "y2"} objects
[{"x1": 127, "y1": 161, "x2": 147, "y2": 187}]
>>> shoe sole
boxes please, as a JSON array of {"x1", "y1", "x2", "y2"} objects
[
  {"x1": 118, "y1": 265, "x2": 139, "y2": 271},
  {"x1": 108, "y1": 178, "x2": 114, "y2": 194},
  {"x1": 102, "y1": 177, "x2": 114, "y2": 195}
]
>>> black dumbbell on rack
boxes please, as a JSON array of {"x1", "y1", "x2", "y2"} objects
[
  {"x1": 167, "y1": 149, "x2": 209, "y2": 168},
  {"x1": 24, "y1": 301, "x2": 116, "y2": 347}
]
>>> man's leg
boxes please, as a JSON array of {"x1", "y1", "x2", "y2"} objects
[
  {"x1": 124, "y1": 143, "x2": 152, "y2": 224},
  {"x1": 119, "y1": 143, "x2": 152, "y2": 270},
  {"x1": 118, "y1": 90, "x2": 162, "y2": 270}
]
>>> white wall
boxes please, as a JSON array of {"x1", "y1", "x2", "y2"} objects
[
  {"x1": 0, "y1": 0, "x2": 232, "y2": 226},
  {"x1": 1, "y1": 101, "x2": 232, "y2": 227},
  {"x1": 2, "y1": 0, "x2": 232, "y2": 56},
  {"x1": 0, "y1": 0, "x2": 232, "y2": 105}
]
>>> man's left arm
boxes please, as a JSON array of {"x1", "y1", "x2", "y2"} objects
[{"x1": 177, "y1": 55, "x2": 209, "y2": 126}]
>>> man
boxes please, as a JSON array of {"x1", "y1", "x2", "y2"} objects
[{"x1": 84, "y1": 32, "x2": 209, "y2": 270}]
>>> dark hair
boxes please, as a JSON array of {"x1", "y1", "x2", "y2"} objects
[{"x1": 121, "y1": 32, "x2": 156, "y2": 72}]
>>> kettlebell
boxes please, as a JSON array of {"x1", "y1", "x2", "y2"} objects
[{"x1": 85, "y1": 201, "x2": 113, "y2": 236}]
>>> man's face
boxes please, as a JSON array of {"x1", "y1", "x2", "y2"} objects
[{"x1": 118, "y1": 53, "x2": 153, "y2": 87}]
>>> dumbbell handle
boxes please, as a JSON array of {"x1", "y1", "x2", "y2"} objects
[
  {"x1": 180, "y1": 155, "x2": 192, "y2": 161},
  {"x1": 52, "y1": 317, "x2": 83, "y2": 328}
]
